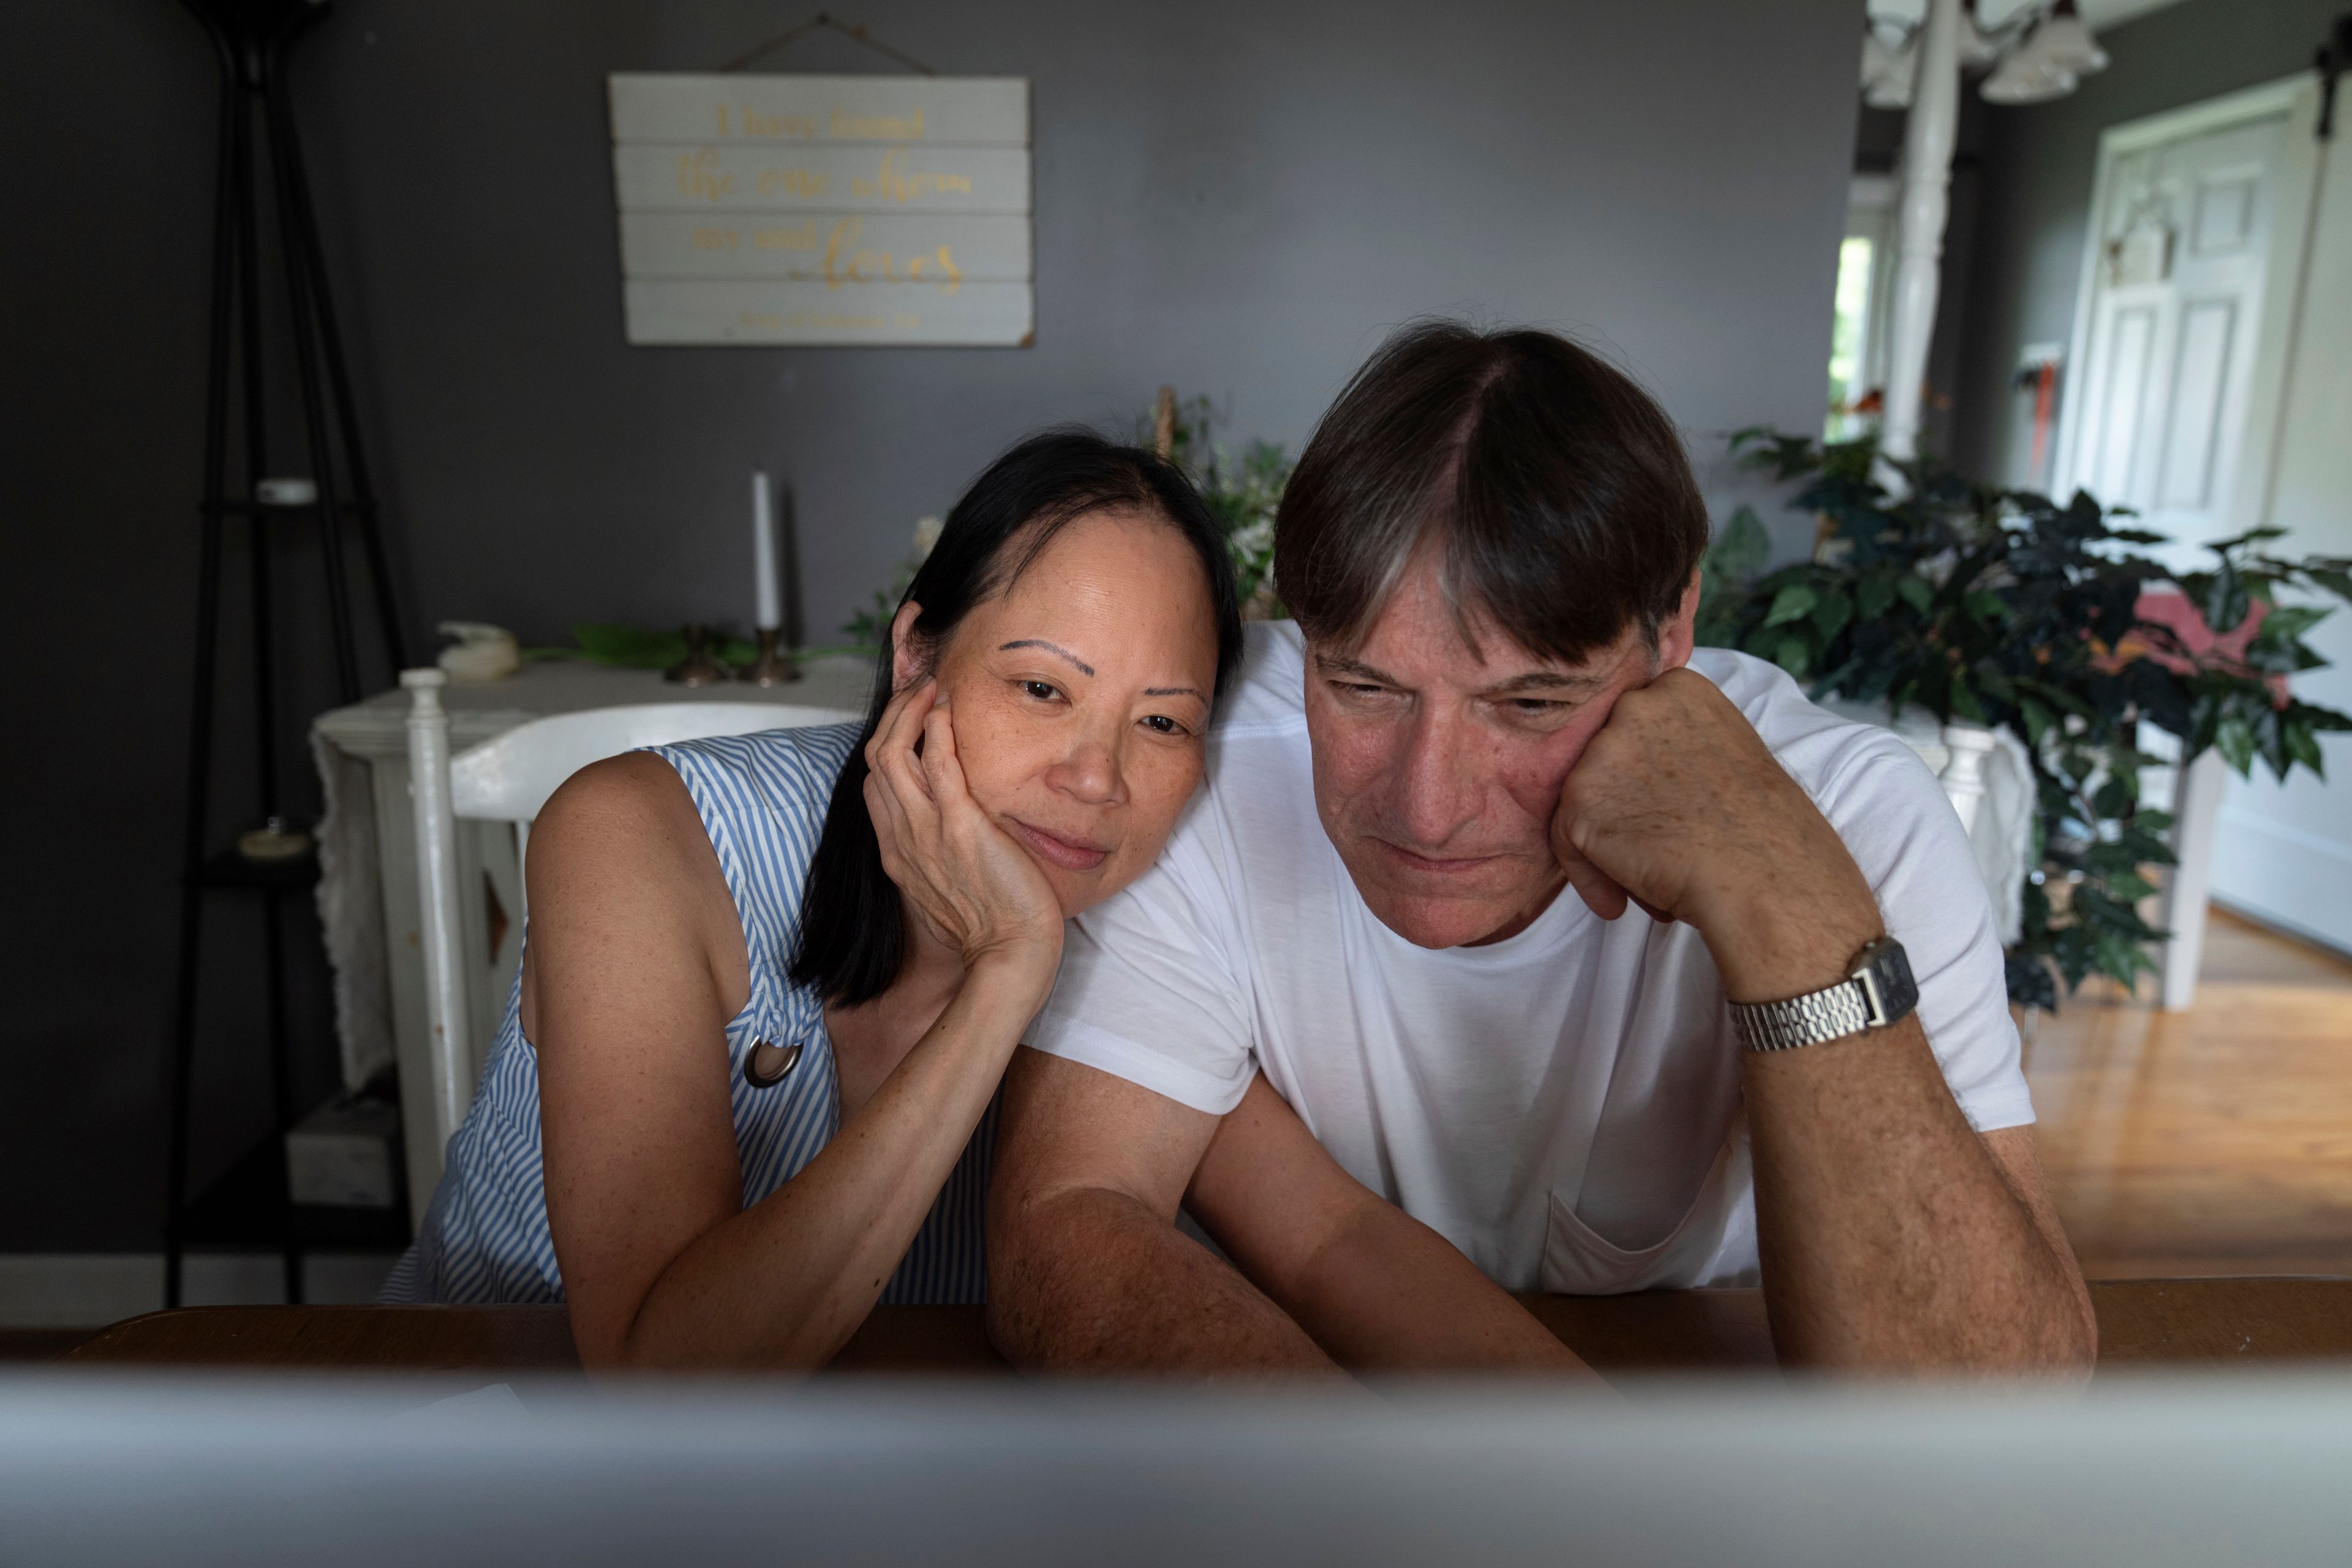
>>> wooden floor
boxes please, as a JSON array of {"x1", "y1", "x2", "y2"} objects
[{"x1": 2026, "y1": 909, "x2": 2352, "y2": 1280}]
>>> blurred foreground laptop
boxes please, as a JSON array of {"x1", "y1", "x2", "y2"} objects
[{"x1": 3, "y1": 1371, "x2": 2348, "y2": 1566}]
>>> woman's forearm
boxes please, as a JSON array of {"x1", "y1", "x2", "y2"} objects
[
  {"x1": 608, "y1": 952, "x2": 1053, "y2": 1371},
  {"x1": 991, "y1": 1183, "x2": 1340, "y2": 1377},
  {"x1": 1273, "y1": 1199, "x2": 1602, "y2": 1379}
]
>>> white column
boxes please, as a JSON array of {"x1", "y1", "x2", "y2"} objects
[{"x1": 1880, "y1": 0, "x2": 1962, "y2": 464}]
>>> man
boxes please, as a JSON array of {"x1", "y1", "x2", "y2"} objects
[{"x1": 987, "y1": 323, "x2": 2095, "y2": 1377}]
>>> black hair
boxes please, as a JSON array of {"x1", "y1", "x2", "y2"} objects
[
  {"x1": 1272, "y1": 320, "x2": 1709, "y2": 663},
  {"x1": 789, "y1": 428, "x2": 1243, "y2": 1007}
]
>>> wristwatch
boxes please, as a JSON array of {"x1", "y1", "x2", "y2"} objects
[{"x1": 1728, "y1": 935, "x2": 1918, "y2": 1053}]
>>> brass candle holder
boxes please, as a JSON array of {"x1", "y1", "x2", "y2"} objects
[
  {"x1": 738, "y1": 626, "x2": 801, "y2": 686},
  {"x1": 663, "y1": 624, "x2": 731, "y2": 687}
]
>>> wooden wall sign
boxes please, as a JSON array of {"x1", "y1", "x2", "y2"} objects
[{"x1": 607, "y1": 74, "x2": 1033, "y2": 347}]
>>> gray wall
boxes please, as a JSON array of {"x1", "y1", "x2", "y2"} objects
[
  {"x1": 1, "y1": 0, "x2": 1860, "y2": 1251},
  {"x1": 1951, "y1": 0, "x2": 2345, "y2": 482}
]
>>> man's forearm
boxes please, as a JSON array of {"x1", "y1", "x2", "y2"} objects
[
  {"x1": 1707, "y1": 876, "x2": 2094, "y2": 1376},
  {"x1": 1545, "y1": 663, "x2": 2092, "y2": 1374},
  {"x1": 986, "y1": 1186, "x2": 1341, "y2": 1378},
  {"x1": 1742, "y1": 1015, "x2": 2095, "y2": 1374}
]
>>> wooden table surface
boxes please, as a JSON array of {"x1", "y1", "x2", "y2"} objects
[{"x1": 58, "y1": 1278, "x2": 2352, "y2": 1378}]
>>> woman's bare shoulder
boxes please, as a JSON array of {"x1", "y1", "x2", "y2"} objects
[
  {"x1": 527, "y1": 752, "x2": 731, "y2": 921},
  {"x1": 521, "y1": 751, "x2": 747, "y2": 1038}
]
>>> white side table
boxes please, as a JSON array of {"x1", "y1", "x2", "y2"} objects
[
  {"x1": 1814, "y1": 698, "x2": 2030, "y2": 944},
  {"x1": 2136, "y1": 726, "x2": 2229, "y2": 1012},
  {"x1": 1817, "y1": 703, "x2": 2224, "y2": 1013},
  {"x1": 311, "y1": 657, "x2": 873, "y2": 1229}
]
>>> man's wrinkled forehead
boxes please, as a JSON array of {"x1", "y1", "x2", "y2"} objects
[
  {"x1": 1310, "y1": 644, "x2": 1617, "y2": 698},
  {"x1": 1305, "y1": 570, "x2": 1646, "y2": 693},
  {"x1": 1312, "y1": 535, "x2": 1652, "y2": 675}
]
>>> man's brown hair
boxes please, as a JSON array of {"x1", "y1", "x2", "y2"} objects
[{"x1": 1273, "y1": 320, "x2": 1709, "y2": 662}]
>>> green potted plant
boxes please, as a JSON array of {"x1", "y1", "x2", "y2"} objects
[
  {"x1": 1700, "y1": 431, "x2": 2352, "y2": 1008},
  {"x1": 829, "y1": 398, "x2": 1297, "y2": 658},
  {"x1": 1141, "y1": 393, "x2": 1291, "y2": 617}
]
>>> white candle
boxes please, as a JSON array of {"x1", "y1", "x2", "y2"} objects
[{"x1": 752, "y1": 470, "x2": 781, "y2": 631}]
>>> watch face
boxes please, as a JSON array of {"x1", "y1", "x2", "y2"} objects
[{"x1": 1860, "y1": 938, "x2": 1919, "y2": 1026}]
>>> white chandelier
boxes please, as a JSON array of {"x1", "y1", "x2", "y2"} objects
[{"x1": 1863, "y1": 0, "x2": 2110, "y2": 109}]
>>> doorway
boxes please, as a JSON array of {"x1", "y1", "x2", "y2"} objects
[
  {"x1": 2054, "y1": 82, "x2": 2303, "y2": 573},
  {"x1": 2058, "y1": 74, "x2": 2347, "y2": 955}
]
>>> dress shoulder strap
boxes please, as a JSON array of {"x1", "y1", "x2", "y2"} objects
[{"x1": 640, "y1": 723, "x2": 858, "y2": 1017}]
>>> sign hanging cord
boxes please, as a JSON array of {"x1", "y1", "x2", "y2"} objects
[{"x1": 721, "y1": 12, "x2": 938, "y2": 76}]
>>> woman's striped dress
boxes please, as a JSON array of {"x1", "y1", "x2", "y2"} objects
[{"x1": 379, "y1": 723, "x2": 993, "y2": 1306}]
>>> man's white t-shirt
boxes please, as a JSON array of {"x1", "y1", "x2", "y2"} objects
[{"x1": 1025, "y1": 621, "x2": 2035, "y2": 1293}]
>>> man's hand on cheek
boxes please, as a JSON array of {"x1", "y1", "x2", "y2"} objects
[{"x1": 1546, "y1": 670, "x2": 1883, "y2": 1001}]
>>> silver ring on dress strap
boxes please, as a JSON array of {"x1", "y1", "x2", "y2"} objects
[{"x1": 744, "y1": 1038, "x2": 803, "y2": 1087}]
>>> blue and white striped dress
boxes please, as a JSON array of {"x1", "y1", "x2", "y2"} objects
[{"x1": 379, "y1": 723, "x2": 993, "y2": 1307}]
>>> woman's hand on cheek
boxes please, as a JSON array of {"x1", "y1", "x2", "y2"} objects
[{"x1": 864, "y1": 679, "x2": 1066, "y2": 979}]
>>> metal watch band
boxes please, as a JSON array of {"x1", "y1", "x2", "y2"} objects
[{"x1": 1728, "y1": 937, "x2": 1917, "y2": 1053}]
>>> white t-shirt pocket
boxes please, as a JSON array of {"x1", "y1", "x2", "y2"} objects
[{"x1": 1540, "y1": 1127, "x2": 1759, "y2": 1294}]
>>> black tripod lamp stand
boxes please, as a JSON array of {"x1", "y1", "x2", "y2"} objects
[{"x1": 164, "y1": 0, "x2": 410, "y2": 1307}]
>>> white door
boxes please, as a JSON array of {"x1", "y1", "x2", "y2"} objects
[
  {"x1": 2209, "y1": 115, "x2": 2352, "y2": 954},
  {"x1": 2055, "y1": 77, "x2": 2342, "y2": 995},
  {"x1": 2060, "y1": 111, "x2": 2286, "y2": 573}
]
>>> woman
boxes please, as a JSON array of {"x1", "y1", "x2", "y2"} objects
[{"x1": 382, "y1": 431, "x2": 1244, "y2": 1369}]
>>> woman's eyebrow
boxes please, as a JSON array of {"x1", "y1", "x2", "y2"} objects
[
  {"x1": 1144, "y1": 685, "x2": 1203, "y2": 699},
  {"x1": 998, "y1": 639, "x2": 1094, "y2": 677}
]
